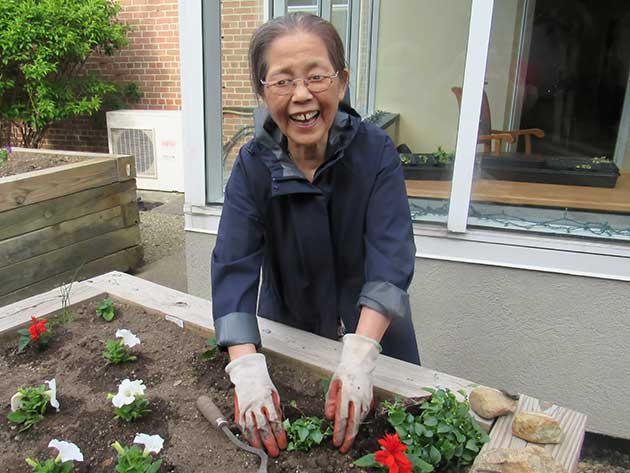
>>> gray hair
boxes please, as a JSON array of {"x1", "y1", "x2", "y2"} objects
[{"x1": 249, "y1": 12, "x2": 346, "y2": 97}]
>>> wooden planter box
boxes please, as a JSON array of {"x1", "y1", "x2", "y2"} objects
[
  {"x1": 0, "y1": 272, "x2": 587, "y2": 473},
  {"x1": 0, "y1": 150, "x2": 143, "y2": 307}
]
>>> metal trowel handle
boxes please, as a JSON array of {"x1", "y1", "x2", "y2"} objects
[{"x1": 196, "y1": 395, "x2": 268, "y2": 473}]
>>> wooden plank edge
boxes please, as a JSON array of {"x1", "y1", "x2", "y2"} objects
[{"x1": 0, "y1": 282, "x2": 105, "y2": 336}]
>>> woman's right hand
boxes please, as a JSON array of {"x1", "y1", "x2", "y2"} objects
[{"x1": 225, "y1": 352, "x2": 287, "y2": 457}]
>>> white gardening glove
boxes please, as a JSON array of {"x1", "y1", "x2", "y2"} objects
[
  {"x1": 225, "y1": 353, "x2": 287, "y2": 457},
  {"x1": 324, "y1": 334, "x2": 381, "y2": 453}
]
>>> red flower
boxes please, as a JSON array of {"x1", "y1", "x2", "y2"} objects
[
  {"x1": 28, "y1": 317, "x2": 48, "y2": 342},
  {"x1": 374, "y1": 433, "x2": 413, "y2": 473}
]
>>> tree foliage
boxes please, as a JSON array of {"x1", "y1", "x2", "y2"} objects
[{"x1": 0, "y1": 0, "x2": 128, "y2": 147}]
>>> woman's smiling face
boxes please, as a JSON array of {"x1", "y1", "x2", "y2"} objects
[{"x1": 261, "y1": 31, "x2": 348, "y2": 158}]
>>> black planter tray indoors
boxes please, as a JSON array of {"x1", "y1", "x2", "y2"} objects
[
  {"x1": 400, "y1": 153, "x2": 454, "y2": 181},
  {"x1": 480, "y1": 153, "x2": 620, "y2": 188}
]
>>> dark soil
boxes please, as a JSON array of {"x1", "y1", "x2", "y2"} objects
[
  {"x1": 0, "y1": 151, "x2": 87, "y2": 178},
  {"x1": 0, "y1": 299, "x2": 390, "y2": 472}
]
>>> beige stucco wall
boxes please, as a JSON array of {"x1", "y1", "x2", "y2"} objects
[
  {"x1": 186, "y1": 230, "x2": 630, "y2": 439},
  {"x1": 374, "y1": 1, "x2": 521, "y2": 152}
]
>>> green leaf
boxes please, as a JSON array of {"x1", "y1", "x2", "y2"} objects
[
  {"x1": 310, "y1": 430, "x2": 323, "y2": 444},
  {"x1": 297, "y1": 427, "x2": 309, "y2": 442},
  {"x1": 429, "y1": 445, "x2": 442, "y2": 464},
  {"x1": 424, "y1": 416, "x2": 437, "y2": 427},
  {"x1": 465, "y1": 439, "x2": 480, "y2": 452},
  {"x1": 437, "y1": 423, "x2": 452, "y2": 433},
  {"x1": 353, "y1": 453, "x2": 376, "y2": 467},
  {"x1": 414, "y1": 422, "x2": 425, "y2": 435},
  {"x1": 17, "y1": 329, "x2": 30, "y2": 336},
  {"x1": 17, "y1": 336, "x2": 30, "y2": 353},
  {"x1": 146, "y1": 459, "x2": 163, "y2": 473},
  {"x1": 7, "y1": 411, "x2": 26, "y2": 423},
  {"x1": 388, "y1": 410, "x2": 406, "y2": 426}
]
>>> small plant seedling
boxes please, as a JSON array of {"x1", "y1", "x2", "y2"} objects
[
  {"x1": 283, "y1": 415, "x2": 332, "y2": 452},
  {"x1": 103, "y1": 340, "x2": 137, "y2": 364},
  {"x1": 201, "y1": 337, "x2": 218, "y2": 360},
  {"x1": 112, "y1": 440, "x2": 162, "y2": 473},
  {"x1": 96, "y1": 298, "x2": 116, "y2": 322},
  {"x1": 7, "y1": 385, "x2": 55, "y2": 432}
]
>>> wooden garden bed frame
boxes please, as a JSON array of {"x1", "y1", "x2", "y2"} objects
[
  {"x1": 0, "y1": 150, "x2": 143, "y2": 307},
  {"x1": 0, "y1": 272, "x2": 586, "y2": 472}
]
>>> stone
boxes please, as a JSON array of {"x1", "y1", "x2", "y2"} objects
[
  {"x1": 469, "y1": 387, "x2": 517, "y2": 419},
  {"x1": 470, "y1": 446, "x2": 567, "y2": 473},
  {"x1": 512, "y1": 412, "x2": 563, "y2": 444}
]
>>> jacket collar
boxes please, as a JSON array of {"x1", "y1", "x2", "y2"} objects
[{"x1": 253, "y1": 102, "x2": 361, "y2": 181}]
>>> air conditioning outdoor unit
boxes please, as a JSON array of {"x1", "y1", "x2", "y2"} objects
[{"x1": 106, "y1": 110, "x2": 184, "y2": 192}]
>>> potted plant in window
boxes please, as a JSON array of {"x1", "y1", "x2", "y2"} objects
[
  {"x1": 398, "y1": 145, "x2": 455, "y2": 181},
  {"x1": 480, "y1": 154, "x2": 620, "y2": 188}
]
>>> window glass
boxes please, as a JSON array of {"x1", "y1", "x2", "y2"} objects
[
  {"x1": 331, "y1": 0, "x2": 350, "y2": 58},
  {"x1": 220, "y1": 0, "x2": 266, "y2": 188},
  {"x1": 373, "y1": 1, "x2": 473, "y2": 226},
  {"x1": 466, "y1": 0, "x2": 630, "y2": 241},
  {"x1": 287, "y1": 0, "x2": 318, "y2": 15}
]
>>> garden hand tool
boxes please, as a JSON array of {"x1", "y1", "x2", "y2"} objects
[
  {"x1": 325, "y1": 333, "x2": 381, "y2": 453},
  {"x1": 225, "y1": 353, "x2": 287, "y2": 457},
  {"x1": 196, "y1": 395, "x2": 268, "y2": 473}
]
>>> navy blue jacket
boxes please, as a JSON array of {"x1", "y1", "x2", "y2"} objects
[{"x1": 211, "y1": 104, "x2": 420, "y2": 364}]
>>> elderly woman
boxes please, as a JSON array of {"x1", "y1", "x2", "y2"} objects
[{"x1": 211, "y1": 13, "x2": 419, "y2": 458}]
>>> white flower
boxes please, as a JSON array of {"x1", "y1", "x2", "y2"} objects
[
  {"x1": 134, "y1": 433, "x2": 164, "y2": 455},
  {"x1": 48, "y1": 439, "x2": 83, "y2": 462},
  {"x1": 112, "y1": 379, "x2": 146, "y2": 408},
  {"x1": 46, "y1": 378, "x2": 60, "y2": 411},
  {"x1": 10, "y1": 392, "x2": 23, "y2": 412},
  {"x1": 116, "y1": 329, "x2": 140, "y2": 348}
]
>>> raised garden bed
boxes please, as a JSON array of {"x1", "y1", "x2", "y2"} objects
[
  {"x1": 0, "y1": 148, "x2": 143, "y2": 307},
  {"x1": 0, "y1": 272, "x2": 586, "y2": 472},
  {"x1": 480, "y1": 154, "x2": 620, "y2": 188}
]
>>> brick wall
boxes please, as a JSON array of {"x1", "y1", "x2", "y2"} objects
[{"x1": 36, "y1": 0, "x2": 182, "y2": 152}]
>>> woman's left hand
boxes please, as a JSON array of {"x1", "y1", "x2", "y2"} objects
[{"x1": 324, "y1": 334, "x2": 380, "y2": 453}]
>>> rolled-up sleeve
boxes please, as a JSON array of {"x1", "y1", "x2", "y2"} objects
[
  {"x1": 358, "y1": 136, "x2": 415, "y2": 320},
  {"x1": 211, "y1": 154, "x2": 265, "y2": 348}
]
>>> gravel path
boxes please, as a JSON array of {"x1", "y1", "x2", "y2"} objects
[{"x1": 137, "y1": 207, "x2": 185, "y2": 266}]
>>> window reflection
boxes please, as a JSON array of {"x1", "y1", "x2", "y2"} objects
[{"x1": 466, "y1": 0, "x2": 630, "y2": 241}]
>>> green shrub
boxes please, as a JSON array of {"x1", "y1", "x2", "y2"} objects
[{"x1": 0, "y1": 0, "x2": 130, "y2": 147}]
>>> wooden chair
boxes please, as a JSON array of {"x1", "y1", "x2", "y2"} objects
[{"x1": 451, "y1": 86, "x2": 545, "y2": 156}]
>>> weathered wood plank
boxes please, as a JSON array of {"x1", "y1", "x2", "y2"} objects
[
  {"x1": 0, "y1": 180, "x2": 137, "y2": 241},
  {"x1": 0, "y1": 204, "x2": 138, "y2": 267},
  {"x1": 0, "y1": 247, "x2": 143, "y2": 309},
  {"x1": 482, "y1": 394, "x2": 587, "y2": 473},
  {"x1": 85, "y1": 272, "x2": 494, "y2": 431},
  {"x1": 0, "y1": 227, "x2": 142, "y2": 295},
  {"x1": 0, "y1": 282, "x2": 105, "y2": 336},
  {"x1": 0, "y1": 155, "x2": 134, "y2": 212}
]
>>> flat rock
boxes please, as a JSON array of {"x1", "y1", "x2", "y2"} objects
[
  {"x1": 512, "y1": 412, "x2": 563, "y2": 444},
  {"x1": 470, "y1": 446, "x2": 567, "y2": 473},
  {"x1": 469, "y1": 387, "x2": 517, "y2": 419}
]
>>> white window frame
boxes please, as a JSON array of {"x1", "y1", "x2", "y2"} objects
[{"x1": 180, "y1": 0, "x2": 630, "y2": 282}]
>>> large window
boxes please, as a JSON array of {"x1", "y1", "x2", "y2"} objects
[
  {"x1": 464, "y1": 0, "x2": 630, "y2": 241},
  {"x1": 185, "y1": 0, "x2": 630, "y2": 268},
  {"x1": 374, "y1": 1, "x2": 474, "y2": 228}
]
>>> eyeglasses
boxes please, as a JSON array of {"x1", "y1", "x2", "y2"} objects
[{"x1": 260, "y1": 71, "x2": 339, "y2": 96}]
